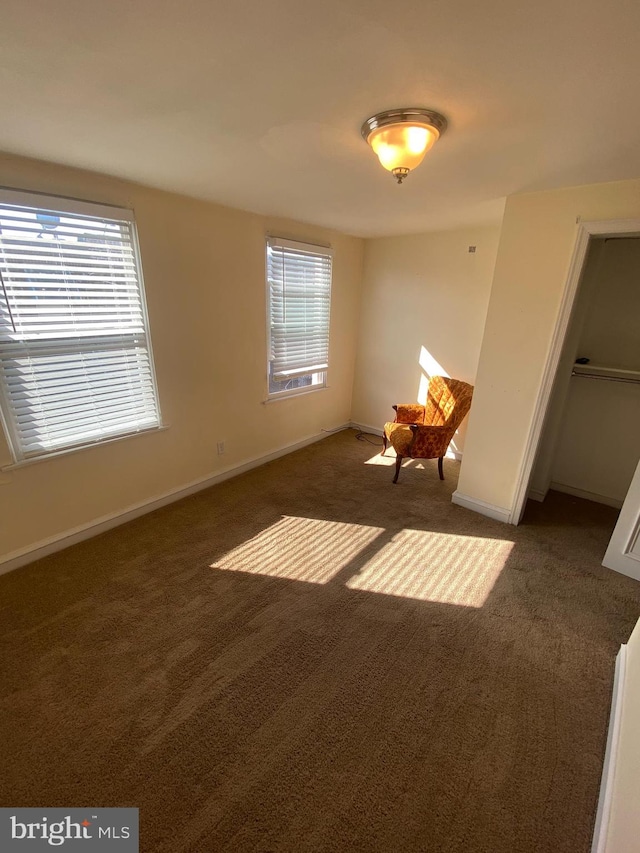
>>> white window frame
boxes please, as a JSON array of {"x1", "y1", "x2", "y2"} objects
[
  {"x1": 0, "y1": 189, "x2": 162, "y2": 467},
  {"x1": 265, "y1": 236, "x2": 333, "y2": 400}
]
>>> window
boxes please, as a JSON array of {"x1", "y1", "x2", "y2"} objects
[
  {"x1": 0, "y1": 190, "x2": 161, "y2": 462},
  {"x1": 266, "y1": 237, "x2": 332, "y2": 398}
]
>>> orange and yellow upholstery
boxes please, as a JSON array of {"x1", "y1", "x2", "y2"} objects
[{"x1": 382, "y1": 376, "x2": 474, "y2": 483}]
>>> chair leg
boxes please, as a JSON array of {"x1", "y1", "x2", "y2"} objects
[
  {"x1": 381, "y1": 432, "x2": 388, "y2": 455},
  {"x1": 438, "y1": 456, "x2": 444, "y2": 480},
  {"x1": 393, "y1": 454, "x2": 403, "y2": 483}
]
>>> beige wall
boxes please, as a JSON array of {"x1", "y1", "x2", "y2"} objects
[
  {"x1": 579, "y1": 237, "x2": 640, "y2": 370},
  {"x1": 551, "y1": 380, "x2": 640, "y2": 505},
  {"x1": 457, "y1": 178, "x2": 640, "y2": 515},
  {"x1": 351, "y1": 225, "x2": 502, "y2": 453},
  {"x1": 0, "y1": 153, "x2": 364, "y2": 563}
]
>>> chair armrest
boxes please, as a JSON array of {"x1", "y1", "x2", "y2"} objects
[
  {"x1": 408, "y1": 423, "x2": 450, "y2": 434},
  {"x1": 407, "y1": 423, "x2": 452, "y2": 458},
  {"x1": 393, "y1": 403, "x2": 426, "y2": 424}
]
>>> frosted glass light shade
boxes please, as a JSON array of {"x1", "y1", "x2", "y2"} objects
[
  {"x1": 361, "y1": 109, "x2": 447, "y2": 183},
  {"x1": 369, "y1": 124, "x2": 438, "y2": 172}
]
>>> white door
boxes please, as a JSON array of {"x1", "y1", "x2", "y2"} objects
[{"x1": 603, "y1": 457, "x2": 640, "y2": 580}]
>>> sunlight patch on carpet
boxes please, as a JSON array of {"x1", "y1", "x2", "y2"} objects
[
  {"x1": 346, "y1": 530, "x2": 513, "y2": 607},
  {"x1": 211, "y1": 516, "x2": 384, "y2": 584},
  {"x1": 364, "y1": 453, "x2": 404, "y2": 467},
  {"x1": 364, "y1": 453, "x2": 456, "y2": 467}
]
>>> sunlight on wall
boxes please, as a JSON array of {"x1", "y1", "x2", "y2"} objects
[
  {"x1": 211, "y1": 516, "x2": 384, "y2": 584},
  {"x1": 419, "y1": 345, "x2": 448, "y2": 378},
  {"x1": 417, "y1": 373, "x2": 430, "y2": 407},
  {"x1": 346, "y1": 530, "x2": 513, "y2": 607},
  {"x1": 418, "y1": 346, "x2": 460, "y2": 456},
  {"x1": 419, "y1": 346, "x2": 449, "y2": 404}
]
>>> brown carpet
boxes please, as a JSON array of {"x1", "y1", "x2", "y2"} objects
[{"x1": 1, "y1": 429, "x2": 639, "y2": 852}]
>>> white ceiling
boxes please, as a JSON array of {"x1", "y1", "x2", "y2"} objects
[{"x1": 1, "y1": 0, "x2": 640, "y2": 237}]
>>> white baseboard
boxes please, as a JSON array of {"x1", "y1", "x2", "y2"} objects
[
  {"x1": 0, "y1": 425, "x2": 350, "y2": 576},
  {"x1": 591, "y1": 644, "x2": 628, "y2": 853},
  {"x1": 527, "y1": 488, "x2": 548, "y2": 503},
  {"x1": 451, "y1": 490, "x2": 511, "y2": 524},
  {"x1": 550, "y1": 482, "x2": 624, "y2": 509},
  {"x1": 349, "y1": 421, "x2": 384, "y2": 437}
]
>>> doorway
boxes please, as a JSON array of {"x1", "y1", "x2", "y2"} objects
[
  {"x1": 527, "y1": 235, "x2": 640, "y2": 510},
  {"x1": 512, "y1": 220, "x2": 640, "y2": 574}
]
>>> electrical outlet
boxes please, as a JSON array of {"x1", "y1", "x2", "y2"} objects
[{"x1": 217, "y1": 441, "x2": 225, "y2": 455}]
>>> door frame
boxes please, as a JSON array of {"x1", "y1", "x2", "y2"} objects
[{"x1": 509, "y1": 218, "x2": 640, "y2": 525}]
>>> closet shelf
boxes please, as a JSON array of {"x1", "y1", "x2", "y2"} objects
[{"x1": 572, "y1": 364, "x2": 640, "y2": 384}]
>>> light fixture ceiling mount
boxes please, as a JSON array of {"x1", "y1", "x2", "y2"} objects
[{"x1": 361, "y1": 108, "x2": 447, "y2": 184}]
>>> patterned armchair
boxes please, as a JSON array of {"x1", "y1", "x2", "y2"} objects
[{"x1": 382, "y1": 376, "x2": 474, "y2": 483}]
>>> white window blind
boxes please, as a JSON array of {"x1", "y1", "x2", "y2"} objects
[
  {"x1": 0, "y1": 192, "x2": 161, "y2": 461},
  {"x1": 266, "y1": 237, "x2": 332, "y2": 389}
]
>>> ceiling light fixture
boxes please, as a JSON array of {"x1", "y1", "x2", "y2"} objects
[{"x1": 361, "y1": 108, "x2": 447, "y2": 184}]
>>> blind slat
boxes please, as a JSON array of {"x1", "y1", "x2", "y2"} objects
[
  {"x1": 0, "y1": 197, "x2": 160, "y2": 460},
  {"x1": 267, "y1": 242, "x2": 332, "y2": 381}
]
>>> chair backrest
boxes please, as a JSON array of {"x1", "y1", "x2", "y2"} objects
[{"x1": 425, "y1": 376, "x2": 474, "y2": 430}]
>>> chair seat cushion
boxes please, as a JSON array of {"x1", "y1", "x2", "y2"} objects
[{"x1": 384, "y1": 422, "x2": 414, "y2": 456}]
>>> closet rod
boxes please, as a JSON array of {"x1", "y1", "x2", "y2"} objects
[{"x1": 571, "y1": 371, "x2": 640, "y2": 385}]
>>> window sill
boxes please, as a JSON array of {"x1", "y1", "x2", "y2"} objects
[
  {"x1": 2, "y1": 424, "x2": 169, "y2": 471},
  {"x1": 263, "y1": 385, "x2": 329, "y2": 404}
]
